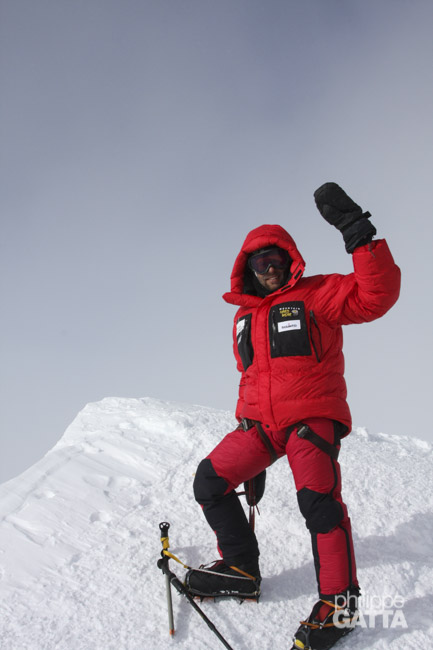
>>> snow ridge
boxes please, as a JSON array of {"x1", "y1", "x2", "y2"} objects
[{"x1": 0, "y1": 397, "x2": 432, "y2": 649}]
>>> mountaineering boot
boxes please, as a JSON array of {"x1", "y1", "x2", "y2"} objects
[
  {"x1": 291, "y1": 586, "x2": 360, "y2": 650},
  {"x1": 185, "y1": 558, "x2": 261, "y2": 600}
]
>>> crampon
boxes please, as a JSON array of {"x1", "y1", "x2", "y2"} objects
[
  {"x1": 291, "y1": 595, "x2": 358, "y2": 650},
  {"x1": 184, "y1": 559, "x2": 261, "y2": 602}
]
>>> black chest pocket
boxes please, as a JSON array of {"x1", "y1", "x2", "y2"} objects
[
  {"x1": 269, "y1": 301, "x2": 312, "y2": 358},
  {"x1": 236, "y1": 313, "x2": 254, "y2": 370}
]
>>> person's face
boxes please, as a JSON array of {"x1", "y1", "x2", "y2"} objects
[{"x1": 255, "y1": 265, "x2": 286, "y2": 292}]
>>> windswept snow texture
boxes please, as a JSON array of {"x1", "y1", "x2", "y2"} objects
[{"x1": 0, "y1": 397, "x2": 432, "y2": 649}]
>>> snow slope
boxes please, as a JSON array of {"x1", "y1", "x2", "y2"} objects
[{"x1": 0, "y1": 397, "x2": 432, "y2": 650}]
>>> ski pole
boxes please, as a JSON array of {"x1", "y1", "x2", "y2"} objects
[
  {"x1": 157, "y1": 556, "x2": 235, "y2": 650},
  {"x1": 157, "y1": 522, "x2": 235, "y2": 650},
  {"x1": 159, "y1": 522, "x2": 175, "y2": 636}
]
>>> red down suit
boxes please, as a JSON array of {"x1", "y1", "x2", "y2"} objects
[
  {"x1": 223, "y1": 224, "x2": 401, "y2": 431},
  {"x1": 193, "y1": 224, "x2": 400, "y2": 597}
]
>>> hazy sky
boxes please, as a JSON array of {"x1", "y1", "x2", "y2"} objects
[{"x1": 1, "y1": 0, "x2": 432, "y2": 483}]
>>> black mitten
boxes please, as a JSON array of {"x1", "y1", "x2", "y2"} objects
[{"x1": 314, "y1": 182, "x2": 376, "y2": 253}]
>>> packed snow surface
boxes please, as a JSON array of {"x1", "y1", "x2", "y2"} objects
[{"x1": 0, "y1": 397, "x2": 432, "y2": 649}]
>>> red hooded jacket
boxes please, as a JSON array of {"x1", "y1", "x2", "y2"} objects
[{"x1": 223, "y1": 225, "x2": 401, "y2": 434}]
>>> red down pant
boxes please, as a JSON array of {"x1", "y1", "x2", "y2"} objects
[{"x1": 193, "y1": 417, "x2": 358, "y2": 598}]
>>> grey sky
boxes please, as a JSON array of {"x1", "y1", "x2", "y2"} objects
[{"x1": 1, "y1": 0, "x2": 432, "y2": 483}]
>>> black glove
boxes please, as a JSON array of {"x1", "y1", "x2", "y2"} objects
[{"x1": 314, "y1": 182, "x2": 376, "y2": 253}]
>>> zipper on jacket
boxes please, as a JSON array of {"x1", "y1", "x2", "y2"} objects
[
  {"x1": 270, "y1": 311, "x2": 277, "y2": 352},
  {"x1": 309, "y1": 310, "x2": 322, "y2": 363}
]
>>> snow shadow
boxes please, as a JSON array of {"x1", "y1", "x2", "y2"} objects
[
  {"x1": 256, "y1": 512, "x2": 433, "y2": 605},
  {"x1": 354, "y1": 512, "x2": 433, "y2": 569},
  {"x1": 262, "y1": 561, "x2": 317, "y2": 602}
]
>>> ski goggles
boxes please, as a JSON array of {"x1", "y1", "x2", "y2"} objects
[{"x1": 248, "y1": 247, "x2": 290, "y2": 274}]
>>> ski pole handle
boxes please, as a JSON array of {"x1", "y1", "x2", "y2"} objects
[
  {"x1": 159, "y1": 521, "x2": 170, "y2": 535},
  {"x1": 160, "y1": 521, "x2": 170, "y2": 541},
  {"x1": 160, "y1": 521, "x2": 171, "y2": 553}
]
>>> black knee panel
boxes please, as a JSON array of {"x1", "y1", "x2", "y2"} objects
[
  {"x1": 297, "y1": 487, "x2": 344, "y2": 534},
  {"x1": 193, "y1": 458, "x2": 229, "y2": 505}
]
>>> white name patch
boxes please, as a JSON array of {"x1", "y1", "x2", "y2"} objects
[{"x1": 278, "y1": 320, "x2": 301, "y2": 332}]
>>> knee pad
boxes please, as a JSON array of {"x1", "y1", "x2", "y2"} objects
[
  {"x1": 193, "y1": 458, "x2": 229, "y2": 505},
  {"x1": 297, "y1": 487, "x2": 344, "y2": 534}
]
